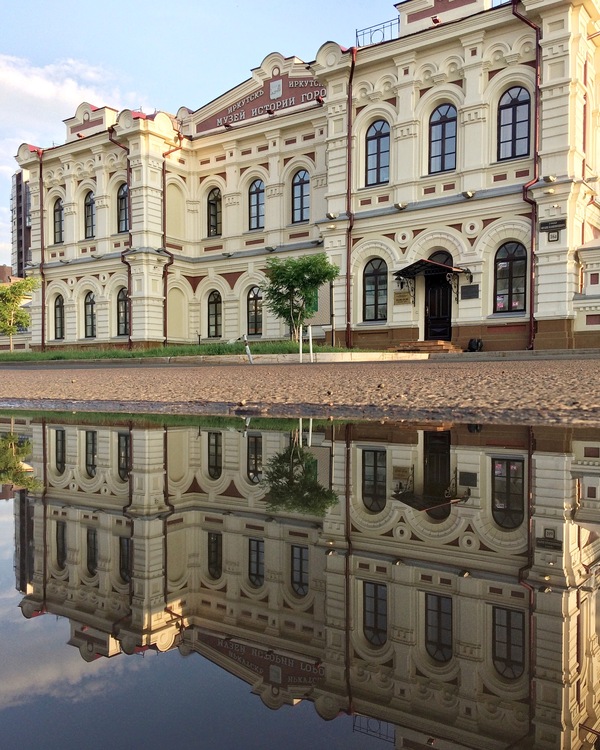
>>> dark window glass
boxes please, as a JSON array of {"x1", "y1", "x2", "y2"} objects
[
  {"x1": 207, "y1": 432, "x2": 222, "y2": 479},
  {"x1": 494, "y1": 242, "x2": 527, "y2": 313},
  {"x1": 425, "y1": 593, "x2": 453, "y2": 662},
  {"x1": 492, "y1": 458, "x2": 524, "y2": 529},
  {"x1": 85, "y1": 430, "x2": 97, "y2": 478},
  {"x1": 362, "y1": 449, "x2": 387, "y2": 512},
  {"x1": 363, "y1": 258, "x2": 388, "y2": 321},
  {"x1": 292, "y1": 170, "x2": 310, "y2": 223},
  {"x1": 247, "y1": 434, "x2": 263, "y2": 484},
  {"x1": 84, "y1": 191, "x2": 96, "y2": 239},
  {"x1": 498, "y1": 87, "x2": 530, "y2": 161},
  {"x1": 56, "y1": 520, "x2": 67, "y2": 570},
  {"x1": 249, "y1": 179, "x2": 265, "y2": 230},
  {"x1": 119, "y1": 536, "x2": 132, "y2": 583},
  {"x1": 429, "y1": 104, "x2": 457, "y2": 173},
  {"x1": 117, "y1": 183, "x2": 129, "y2": 233},
  {"x1": 117, "y1": 287, "x2": 129, "y2": 336},
  {"x1": 208, "y1": 188, "x2": 222, "y2": 237},
  {"x1": 118, "y1": 433, "x2": 130, "y2": 481},
  {"x1": 55, "y1": 429, "x2": 66, "y2": 474},
  {"x1": 84, "y1": 291, "x2": 96, "y2": 338},
  {"x1": 87, "y1": 528, "x2": 98, "y2": 576},
  {"x1": 247, "y1": 286, "x2": 263, "y2": 336},
  {"x1": 366, "y1": 120, "x2": 390, "y2": 186},
  {"x1": 364, "y1": 581, "x2": 387, "y2": 646},
  {"x1": 53, "y1": 199, "x2": 64, "y2": 244},
  {"x1": 493, "y1": 607, "x2": 525, "y2": 679},
  {"x1": 54, "y1": 295, "x2": 65, "y2": 340},
  {"x1": 208, "y1": 290, "x2": 222, "y2": 338},
  {"x1": 248, "y1": 538, "x2": 264, "y2": 587},
  {"x1": 291, "y1": 545, "x2": 309, "y2": 597},
  {"x1": 208, "y1": 532, "x2": 223, "y2": 580}
]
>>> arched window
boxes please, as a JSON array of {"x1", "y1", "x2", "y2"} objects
[
  {"x1": 247, "y1": 434, "x2": 263, "y2": 483},
  {"x1": 363, "y1": 258, "x2": 388, "y2": 321},
  {"x1": 249, "y1": 179, "x2": 265, "y2": 230},
  {"x1": 117, "y1": 287, "x2": 129, "y2": 336},
  {"x1": 87, "y1": 528, "x2": 98, "y2": 576},
  {"x1": 117, "y1": 183, "x2": 129, "y2": 233},
  {"x1": 425, "y1": 593, "x2": 452, "y2": 662},
  {"x1": 248, "y1": 538, "x2": 264, "y2": 587},
  {"x1": 362, "y1": 449, "x2": 387, "y2": 512},
  {"x1": 364, "y1": 581, "x2": 387, "y2": 646},
  {"x1": 292, "y1": 170, "x2": 310, "y2": 223},
  {"x1": 54, "y1": 295, "x2": 65, "y2": 340},
  {"x1": 247, "y1": 286, "x2": 262, "y2": 336},
  {"x1": 207, "y1": 432, "x2": 222, "y2": 479},
  {"x1": 85, "y1": 430, "x2": 97, "y2": 478},
  {"x1": 494, "y1": 242, "x2": 526, "y2": 313},
  {"x1": 366, "y1": 120, "x2": 390, "y2": 185},
  {"x1": 84, "y1": 191, "x2": 96, "y2": 239},
  {"x1": 207, "y1": 187, "x2": 222, "y2": 237},
  {"x1": 291, "y1": 545, "x2": 309, "y2": 597},
  {"x1": 208, "y1": 532, "x2": 223, "y2": 580},
  {"x1": 53, "y1": 198, "x2": 64, "y2": 244},
  {"x1": 119, "y1": 537, "x2": 132, "y2": 583},
  {"x1": 429, "y1": 104, "x2": 457, "y2": 173},
  {"x1": 84, "y1": 291, "x2": 96, "y2": 338},
  {"x1": 208, "y1": 290, "x2": 222, "y2": 338},
  {"x1": 493, "y1": 607, "x2": 525, "y2": 679},
  {"x1": 498, "y1": 87, "x2": 530, "y2": 161},
  {"x1": 55, "y1": 429, "x2": 66, "y2": 474},
  {"x1": 118, "y1": 433, "x2": 130, "y2": 481},
  {"x1": 492, "y1": 458, "x2": 524, "y2": 529}
]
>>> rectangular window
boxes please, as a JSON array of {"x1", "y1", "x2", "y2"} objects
[
  {"x1": 291, "y1": 545, "x2": 309, "y2": 596},
  {"x1": 248, "y1": 538, "x2": 264, "y2": 587},
  {"x1": 208, "y1": 532, "x2": 223, "y2": 579}
]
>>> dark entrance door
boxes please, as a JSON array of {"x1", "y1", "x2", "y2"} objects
[{"x1": 425, "y1": 272, "x2": 452, "y2": 340}]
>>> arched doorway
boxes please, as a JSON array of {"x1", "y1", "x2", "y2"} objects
[{"x1": 425, "y1": 250, "x2": 453, "y2": 341}]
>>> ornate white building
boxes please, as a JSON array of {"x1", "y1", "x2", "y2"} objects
[{"x1": 13, "y1": 0, "x2": 600, "y2": 351}]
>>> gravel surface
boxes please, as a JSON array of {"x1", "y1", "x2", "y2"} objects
[{"x1": 1, "y1": 357, "x2": 600, "y2": 425}]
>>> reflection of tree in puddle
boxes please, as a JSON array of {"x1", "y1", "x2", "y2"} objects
[
  {"x1": 263, "y1": 431, "x2": 338, "y2": 516},
  {"x1": 0, "y1": 434, "x2": 40, "y2": 492}
]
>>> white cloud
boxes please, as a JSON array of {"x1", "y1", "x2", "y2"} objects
[{"x1": 0, "y1": 54, "x2": 147, "y2": 266}]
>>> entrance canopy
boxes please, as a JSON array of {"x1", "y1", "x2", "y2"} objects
[{"x1": 393, "y1": 258, "x2": 471, "y2": 280}]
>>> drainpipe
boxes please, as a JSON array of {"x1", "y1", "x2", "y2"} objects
[
  {"x1": 512, "y1": 1, "x2": 541, "y2": 350},
  {"x1": 33, "y1": 148, "x2": 46, "y2": 352},
  {"x1": 345, "y1": 47, "x2": 357, "y2": 349},
  {"x1": 108, "y1": 127, "x2": 133, "y2": 349},
  {"x1": 161, "y1": 133, "x2": 183, "y2": 345},
  {"x1": 343, "y1": 423, "x2": 354, "y2": 715}
]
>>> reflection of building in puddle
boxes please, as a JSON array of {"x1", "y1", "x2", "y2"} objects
[{"x1": 14, "y1": 419, "x2": 600, "y2": 749}]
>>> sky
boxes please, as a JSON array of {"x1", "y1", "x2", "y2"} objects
[{"x1": 0, "y1": 0, "x2": 398, "y2": 268}]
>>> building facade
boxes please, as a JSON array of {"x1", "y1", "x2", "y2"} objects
[{"x1": 13, "y1": 0, "x2": 600, "y2": 351}]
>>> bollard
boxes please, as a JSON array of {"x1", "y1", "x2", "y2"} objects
[{"x1": 243, "y1": 334, "x2": 254, "y2": 364}]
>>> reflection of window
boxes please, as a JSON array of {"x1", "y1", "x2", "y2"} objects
[
  {"x1": 498, "y1": 87, "x2": 530, "y2": 161},
  {"x1": 247, "y1": 434, "x2": 263, "y2": 483},
  {"x1": 249, "y1": 180, "x2": 265, "y2": 230},
  {"x1": 85, "y1": 430, "x2": 97, "y2": 478},
  {"x1": 84, "y1": 191, "x2": 96, "y2": 239},
  {"x1": 247, "y1": 286, "x2": 262, "y2": 336},
  {"x1": 292, "y1": 170, "x2": 310, "y2": 223},
  {"x1": 55, "y1": 429, "x2": 66, "y2": 474},
  {"x1": 248, "y1": 538, "x2": 264, "y2": 587},
  {"x1": 207, "y1": 187, "x2": 222, "y2": 236},
  {"x1": 291, "y1": 545, "x2": 309, "y2": 597},
  {"x1": 56, "y1": 520, "x2": 67, "y2": 570},
  {"x1": 364, "y1": 581, "x2": 387, "y2": 646},
  {"x1": 493, "y1": 607, "x2": 525, "y2": 678},
  {"x1": 84, "y1": 292, "x2": 96, "y2": 338},
  {"x1": 362, "y1": 449, "x2": 387, "y2": 512},
  {"x1": 429, "y1": 104, "x2": 457, "y2": 174},
  {"x1": 53, "y1": 199, "x2": 64, "y2": 244},
  {"x1": 208, "y1": 290, "x2": 222, "y2": 338},
  {"x1": 492, "y1": 458, "x2": 524, "y2": 528},
  {"x1": 118, "y1": 433, "x2": 130, "y2": 481},
  {"x1": 425, "y1": 593, "x2": 452, "y2": 662},
  {"x1": 207, "y1": 432, "x2": 222, "y2": 479},
  {"x1": 363, "y1": 258, "x2": 387, "y2": 321},
  {"x1": 117, "y1": 287, "x2": 129, "y2": 336},
  {"x1": 119, "y1": 536, "x2": 132, "y2": 583},
  {"x1": 365, "y1": 120, "x2": 390, "y2": 185},
  {"x1": 494, "y1": 242, "x2": 526, "y2": 313},
  {"x1": 208, "y1": 532, "x2": 223, "y2": 580},
  {"x1": 87, "y1": 528, "x2": 98, "y2": 576},
  {"x1": 117, "y1": 184, "x2": 129, "y2": 233}
]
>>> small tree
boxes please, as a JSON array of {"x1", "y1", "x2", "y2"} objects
[
  {"x1": 263, "y1": 253, "x2": 339, "y2": 341},
  {"x1": 0, "y1": 434, "x2": 40, "y2": 493},
  {"x1": 0, "y1": 277, "x2": 38, "y2": 352}
]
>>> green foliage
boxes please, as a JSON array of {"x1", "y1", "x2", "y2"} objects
[
  {"x1": 0, "y1": 434, "x2": 40, "y2": 492},
  {"x1": 0, "y1": 277, "x2": 38, "y2": 351},
  {"x1": 263, "y1": 437, "x2": 338, "y2": 517},
  {"x1": 263, "y1": 253, "x2": 339, "y2": 341}
]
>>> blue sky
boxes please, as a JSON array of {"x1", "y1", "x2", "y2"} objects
[{"x1": 0, "y1": 0, "x2": 397, "y2": 267}]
